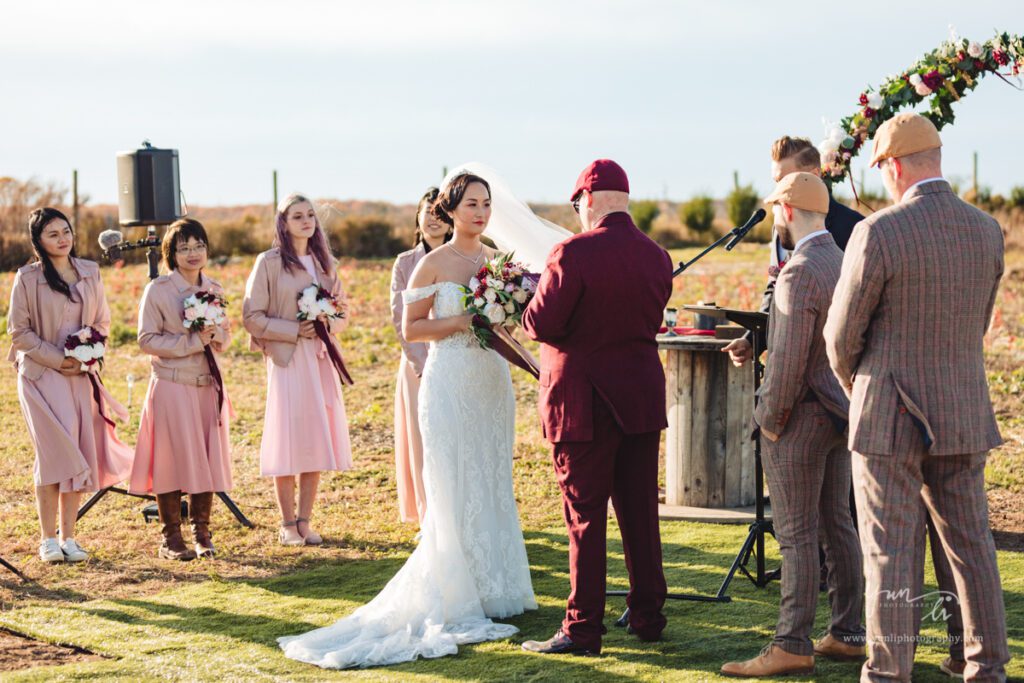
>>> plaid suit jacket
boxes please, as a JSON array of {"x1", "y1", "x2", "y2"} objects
[
  {"x1": 825, "y1": 180, "x2": 1004, "y2": 456},
  {"x1": 756, "y1": 233, "x2": 849, "y2": 433}
]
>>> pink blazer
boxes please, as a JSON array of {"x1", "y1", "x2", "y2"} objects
[
  {"x1": 138, "y1": 270, "x2": 229, "y2": 380},
  {"x1": 7, "y1": 258, "x2": 109, "y2": 381},
  {"x1": 242, "y1": 248, "x2": 348, "y2": 367},
  {"x1": 390, "y1": 243, "x2": 429, "y2": 374}
]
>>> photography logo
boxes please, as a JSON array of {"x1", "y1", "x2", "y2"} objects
[{"x1": 869, "y1": 588, "x2": 960, "y2": 623}]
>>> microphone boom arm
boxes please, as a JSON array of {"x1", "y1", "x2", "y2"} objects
[{"x1": 673, "y1": 209, "x2": 766, "y2": 277}]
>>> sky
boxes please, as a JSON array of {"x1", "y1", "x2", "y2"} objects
[{"x1": 1, "y1": 1, "x2": 1021, "y2": 207}]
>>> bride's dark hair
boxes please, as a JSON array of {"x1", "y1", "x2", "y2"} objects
[{"x1": 432, "y1": 173, "x2": 491, "y2": 227}]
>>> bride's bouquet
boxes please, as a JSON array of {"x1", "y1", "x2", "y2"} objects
[
  {"x1": 64, "y1": 326, "x2": 106, "y2": 372},
  {"x1": 462, "y1": 252, "x2": 540, "y2": 378},
  {"x1": 462, "y1": 252, "x2": 537, "y2": 344},
  {"x1": 183, "y1": 291, "x2": 228, "y2": 330}
]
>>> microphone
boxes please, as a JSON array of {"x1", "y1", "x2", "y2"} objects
[
  {"x1": 98, "y1": 229, "x2": 125, "y2": 261},
  {"x1": 725, "y1": 208, "x2": 767, "y2": 251}
]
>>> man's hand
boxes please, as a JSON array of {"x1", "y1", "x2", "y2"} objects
[
  {"x1": 722, "y1": 337, "x2": 753, "y2": 367},
  {"x1": 761, "y1": 427, "x2": 780, "y2": 442}
]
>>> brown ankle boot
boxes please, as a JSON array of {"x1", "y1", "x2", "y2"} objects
[
  {"x1": 189, "y1": 492, "x2": 215, "y2": 558},
  {"x1": 157, "y1": 491, "x2": 196, "y2": 561}
]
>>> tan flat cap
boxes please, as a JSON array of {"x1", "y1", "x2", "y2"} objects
[
  {"x1": 869, "y1": 112, "x2": 942, "y2": 167},
  {"x1": 764, "y1": 172, "x2": 829, "y2": 215}
]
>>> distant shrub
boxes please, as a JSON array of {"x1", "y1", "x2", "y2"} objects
[
  {"x1": 1009, "y1": 186, "x2": 1024, "y2": 209},
  {"x1": 207, "y1": 214, "x2": 264, "y2": 257},
  {"x1": 725, "y1": 184, "x2": 760, "y2": 228},
  {"x1": 679, "y1": 195, "x2": 715, "y2": 236},
  {"x1": 630, "y1": 200, "x2": 660, "y2": 234},
  {"x1": 327, "y1": 217, "x2": 403, "y2": 259},
  {"x1": 649, "y1": 226, "x2": 687, "y2": 249}
]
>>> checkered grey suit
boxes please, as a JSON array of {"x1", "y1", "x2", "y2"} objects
[
  {"x1": 756, "y1": 232, "x2": 864, "y2": 656},
  {"x1": 825, "y1": 180, "x2": 1009, "y2": 682}
]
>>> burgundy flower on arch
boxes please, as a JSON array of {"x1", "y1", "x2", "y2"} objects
[{"x1": 922, "y1": 69, "x2": 944, "y2": 91}]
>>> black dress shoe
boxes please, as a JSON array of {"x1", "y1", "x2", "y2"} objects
[
  {"x1": 521, "y1": 629, "x2": 593, "y2": 655},
  {"x1": 626, "y1": 624, "x2": 663, "y2": 642}
]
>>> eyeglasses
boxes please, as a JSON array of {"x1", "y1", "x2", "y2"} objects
[
  {"x1": 572, "y1": 193, "x2": 585, "y2": 214},
  {"x1": 176, "y1": 243, "x2": 208, "y2": 255}
]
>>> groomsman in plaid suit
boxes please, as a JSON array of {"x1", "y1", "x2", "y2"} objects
[
  {"x1": 826, "y1": 112, "x2": 1010, "y2": 682},
  {"x1": 721, "y1": 172, "x2": 865, "y2": 678}
]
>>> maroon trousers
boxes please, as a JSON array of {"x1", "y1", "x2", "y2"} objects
[{"x1": 552, "y1": 395, "x2": 667, "y2": 653}]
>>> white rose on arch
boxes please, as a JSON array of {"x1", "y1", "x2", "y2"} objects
[{"x1": 968, "y1": 41, "x2": 984, "y2": 58}]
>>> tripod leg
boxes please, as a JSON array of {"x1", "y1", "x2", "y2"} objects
[
  {"x1": 77, "y1": 487, "x2": 111, "y2": 520},
  {"x1": 0, "y1": 555, "x2": 29, "y2": 582},
  {"x1": 217, "y1": 492, "x2": 255, "y2": 528}
]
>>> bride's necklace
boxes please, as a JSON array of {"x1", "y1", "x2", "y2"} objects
[{"x1": 449, "y1": 243, "x2": 484, "y2": 265}]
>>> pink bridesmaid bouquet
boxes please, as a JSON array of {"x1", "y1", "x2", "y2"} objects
[
  {"x1": 64, "y1": 326, "x2": 106, "y2": 372},
  {"x1": 297, "y1": 284, "x2": 345, "y2": 321},
  {"x1": 183, "y1": 291, "x2": 228, "y2": 330}
]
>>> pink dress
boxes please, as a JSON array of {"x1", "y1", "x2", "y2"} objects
[
  {"x1": 129, "y1": 271, "x2": 233, "y2": 495},
  {"x1": 391, "y1": 245, "x2": 429, "y2": 523},
  {"x1": 259, "y1": 255, "x2": 353, "y2": 476},
  {"x1": 16, "y1": 281, "x2": 133, "y2": 492}
]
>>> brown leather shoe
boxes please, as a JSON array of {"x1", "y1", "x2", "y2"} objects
[
  {"x1": 156, "y1": 492, "x2": 196, "y2": 561},
  {"x1": 189, "y1": 492, "x2": 216, "y2": 558},
  {"x1": 813, "y1": 633, "x2": 866, "y2": 661},
  {"x1": 721, "y1": 643, "x2": 814, "y2": 678},
  {"x1": 940, "y1": 656, "x2": 966, "y2": 679}
]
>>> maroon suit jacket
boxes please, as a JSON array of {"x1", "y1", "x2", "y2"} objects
[{"x1": 522, "y1": 211, "x2": 673, "y2": 443}]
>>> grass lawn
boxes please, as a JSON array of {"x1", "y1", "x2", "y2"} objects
[{"x1": 0, "y1": 244, "x2": 1022, "y2": 681}]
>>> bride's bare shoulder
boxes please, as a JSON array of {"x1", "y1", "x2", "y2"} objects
[{"x1": 409, "y1": 247, "x2": 449, "y2": 288}]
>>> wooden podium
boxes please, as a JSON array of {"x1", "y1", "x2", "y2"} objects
[{"x1": 659, "y1": 335, "x2": 754, "y2": 508}]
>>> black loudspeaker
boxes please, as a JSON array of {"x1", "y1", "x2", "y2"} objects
[{"x1": 116, "y1": 144, "x2": 182, "y2": 226}]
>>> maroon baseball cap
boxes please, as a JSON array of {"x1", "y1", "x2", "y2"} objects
[{"x1": 570, "y1": 159, "x2": 629, "y2": 202}]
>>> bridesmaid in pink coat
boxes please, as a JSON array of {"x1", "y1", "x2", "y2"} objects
[
  {"x1": 129, "y1": 218, "x2": 233, "y2": 561},
  {"x1": 243, "y1": 193, "x2": 353, "y2": 547},
  {"x1": 389, "y1": 187, "x2": 449, "y2": 523},
  {"x1": 7, "y1": 208, "x2": 133, "y2": 563}
]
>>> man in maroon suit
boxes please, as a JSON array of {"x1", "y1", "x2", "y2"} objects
[{"x1": 520, "y1": 159, "x2": 673, "y2": 655}]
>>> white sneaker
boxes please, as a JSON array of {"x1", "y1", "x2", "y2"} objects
[
  {"x1": 39, "y1": 538, "x2": 64, "y2": 563},
  {"x1": 60, "y1": 538, "x2": 89, "y2": 562}
]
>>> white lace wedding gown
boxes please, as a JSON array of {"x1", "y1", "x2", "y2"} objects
[{"x1": 279, "y1": 281, "x2": 537, "y2": 669}]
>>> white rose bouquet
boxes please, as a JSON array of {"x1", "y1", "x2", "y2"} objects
[
  {"x1": 297, "y1": 284, "x2": 345, "y2": 322},
  {"x1": 63, "y1": 326, "x2": 106, "y2": 372},
  {"x1": 182, "y1": 290, "x2": 227, "y2": 330},
  {"x1": 296, "y1": 284, "x2": 353, "y2": 385}
]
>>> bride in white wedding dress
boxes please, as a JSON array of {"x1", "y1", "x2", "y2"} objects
[{"x1": 279, "y1": 172, "x2": 538, "y2": 669}]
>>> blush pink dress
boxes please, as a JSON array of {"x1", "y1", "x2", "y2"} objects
[
  {"x1": 16, "y1": 280, "x2": 133, "y2": 492},
  {"x1": 259, "y1": 255, "x2": 352, "y2": 477},
  {"x1": 129, "y1": 272, "x2": 233, "y2": 495}
]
